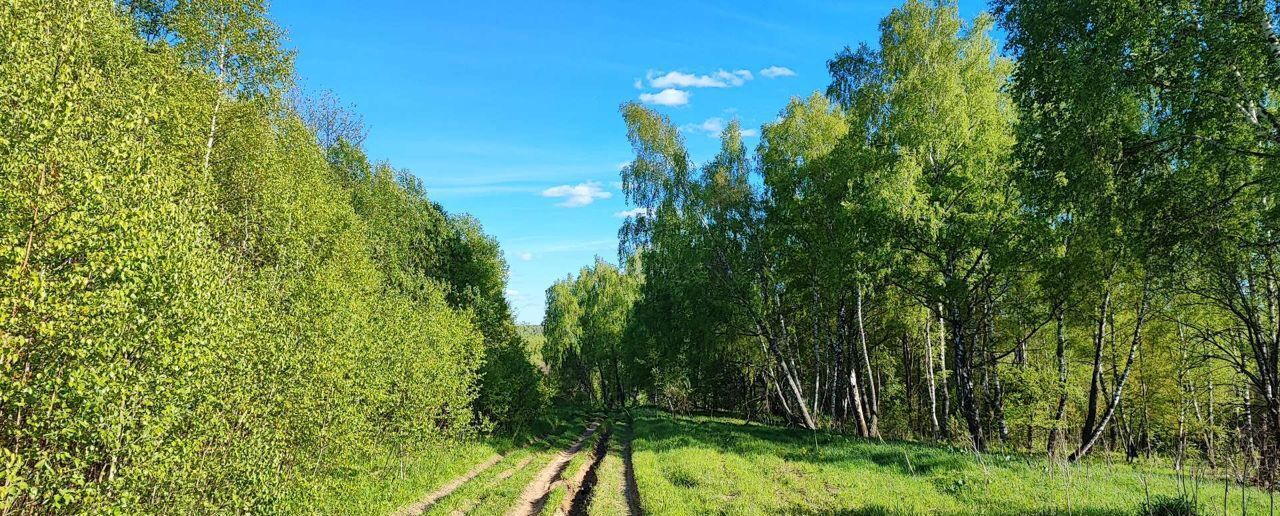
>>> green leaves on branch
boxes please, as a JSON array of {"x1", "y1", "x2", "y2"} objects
[{"x1": 1, "y1": 0, "x2": 533, "y2": 512}]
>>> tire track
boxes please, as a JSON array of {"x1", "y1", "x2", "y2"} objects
[
  {"x1": 448, "y1": 457, "x2": 536, "y2": 515},
  {"x1": 393, "y1": 417, "x2": 585, "y2": 516},
  {"x1": 559, "y1": 423, "x2": 610, "y2": 515},
  {"x1": 506, "y1": 419, "x2": 602, "y2": 516},
  {"x1": 622, "y1": 417, "x2": 643, "y2": 516}
]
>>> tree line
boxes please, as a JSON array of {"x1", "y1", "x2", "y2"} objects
[
  {"x1": 1, "y1": 0, "x2": 542, "y2": 512},
  {"x1": 544, "y1": 0, "x2": 1280, "y2": 487}
]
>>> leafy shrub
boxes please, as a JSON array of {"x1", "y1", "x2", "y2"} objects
[
  {"x1": 1138, "y1": 495, "x2": 1200, "y2": 516},
  {"x1": 0, "y1": 1, "x2": 512, "y2": 512},
  {"x1": 477, "y1": 337, "x2": 549, "y2": 430}
]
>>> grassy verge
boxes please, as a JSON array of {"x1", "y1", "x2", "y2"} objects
[
  {"x1": 299, "y1": 405, "x2": 596, "y2": 514},
  {"x1": 298, "y1": 440, "x2": 498, "y2": 514},
  {"x1": 630, "y1": 408, "x2": 1274, "y2": 515}
]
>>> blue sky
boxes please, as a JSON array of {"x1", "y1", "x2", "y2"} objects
[{"x1": 269, "y1": 0, "x2": 990, "y2": 324}]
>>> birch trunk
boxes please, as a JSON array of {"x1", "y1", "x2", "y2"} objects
[
  {"x1": 1048, "y1": 310, "x2": 1069, "y2": 456},
  {"x1": 857, "y1": 286, "x2": 879, "y2": 436},
  {"x1": 925, "y1": 310, "x2": 941, "y2": 438},
  {"x1": 1070, "y1": 283, "x2": 1150, "y2": 462}
]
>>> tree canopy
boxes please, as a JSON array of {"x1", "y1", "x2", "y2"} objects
[{"x1": 543, "y1": 0, "x2": 1280, "y2": 489}]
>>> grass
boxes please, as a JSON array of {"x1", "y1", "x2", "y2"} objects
[
  {"x1": 430, "y1": 445, "x2": 543, "y2": 514},
  {"x1": 425, "y1": 408, "x2": 600, "y2": 515},
  {"x1": 303, "y1": 407, "x2": 1277, "y2": 515},
  {"x1": 586, "y1": 416, "x2": 634, "y2": 515},
  {"x1": 627, "y1": 408, "x2": 1275, "y2": 515},
  {"x1": 299, "y1": 440, "x2": 497, "y2": 514},
  {"x1": 300, "y1": 405, "x2": 596, "y2": 515},
  {"x1": 541, "y1": 429, "x2": 596, "y2": 514}
]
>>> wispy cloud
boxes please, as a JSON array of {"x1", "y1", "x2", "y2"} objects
[
  {"x1": 615, "y1": 207, "x2": 653, "y2": 218},
  {"x1": 639, "y1": 88, "x2": 690, "y2": 107},
  {"x1": 501, "y1": 235, "x2": 618, "y2": 254},
  {"x1": 647, "y1": 69, "x2": 753, "y2": 88},
  {"x1": 541, "y1": 181, "x2": 613, "y2": 207},
  {"x1": 760, "y1": 65, "x2": 797, "y2": 79},
  {"x1": 421, "y1": 161, "x2": 620, "y2": 195},
  {"x1": 504, "y1": 289, "x2": 535, "y2": 317},
  {"x1": 518, "y1": 251, "x2": 534, "y2": 261},
  {"x1": 682, "y1": 117, "x2": 760, "y2": 138},
  {"x1": 683, "y1": 117, "x2": 728, "y2": 137}
]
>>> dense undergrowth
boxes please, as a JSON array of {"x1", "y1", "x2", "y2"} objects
[{"x1": 0, "y1": 1, "x2": 543, "y2": 512}]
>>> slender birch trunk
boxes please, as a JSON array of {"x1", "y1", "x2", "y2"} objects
[
  {"x1": 1081, "y1": 290, "x2": 1111, "y2": 446},
  {"x1": 1070, "y1": 282, "x2": 1150, "y2": 462},
  {"x1": 857, "y1": 285, "x2": 879, "y2": 436},
  {"x1": 925, "y1": 308, "x2": 941, "y2": 438}
]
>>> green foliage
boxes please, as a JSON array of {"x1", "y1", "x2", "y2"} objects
[
  {"x1": 600, "y1": 0, "x2": 1023, "y2": 441},
  {"x1": 8, "y1": 0, "x2": 1280, "y2": 510},
  {"x1": 0, "y1": 1, "x2": 538, "y2": 512},
  {"x1": 543, "y1": 258, "x2": 643, "y2": 407},
  {"x1": 345, "y1": 160, "x2": 545, "y2": 428},
  {"x1": 1138, "y1": 495, "x2": 1201, "y2": 516},
  {"x1": 572, "y1": 0, "x2": 1280, "y2": 484}
]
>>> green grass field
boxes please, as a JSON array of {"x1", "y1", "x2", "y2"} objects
[
  {"x1": 628, "y1": 409, "x2": 1273, "y2": 515},
  {"x1": 311, "y1": 407, "x2": 1275, "y2": 515}
]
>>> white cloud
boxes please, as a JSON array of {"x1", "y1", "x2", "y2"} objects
[
  {"x1": 615, "y1": 207, "x2": 654, "y2": 218},
  {"x1": 633, "y1": 78, "x2": 643, "y2": 89},
  {"x1": 741, "y1": 128, "x2": 760, "y2": 138},
  {"x1": 505, "y1": 288, "x2": 520, "y2": 297},
  {"x1": 541, "y1": 181, "x2": 613, "y2": 207},
  {"x1": 760, "y1": 66, "x2": 797, "y2": 78},
  {"x1": 647, "y1": 69, "x2": 753, "y2": 88},
  {"x1": 639, "y1": 88, "x2": 690, "y2": 106},
  {"x1": 518, "y1": 252, "x2": 534, "y2": 261}
]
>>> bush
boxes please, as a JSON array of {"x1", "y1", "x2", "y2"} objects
[
  {"x1": 0, "y1": 1, "x2": 506, "y2": 512},
  {"x1": 477, "y1": 337, "x2": 549, "y2": 430},
  {"x1": 1138, "y1": 495, "x2": 1200, "y2": 516}
]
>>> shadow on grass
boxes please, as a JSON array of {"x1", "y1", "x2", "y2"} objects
[
  {"x1": 488, "y1": 406, "x2": 603, "y2": 454},
  {"x1": 634, "y1": 410, "x2": 967, "y2": 476},
  {"x1": 780, "y1": 505, "x2": 1129, "y2": 516}
]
